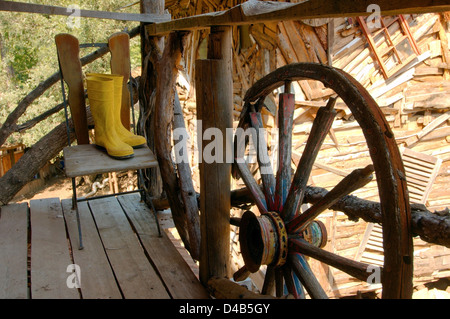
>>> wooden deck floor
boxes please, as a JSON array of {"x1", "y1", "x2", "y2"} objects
[{"x1": 0, "y1": 193, "x2": 210, "y2": 299}]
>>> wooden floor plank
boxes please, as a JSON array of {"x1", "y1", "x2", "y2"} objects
[
  {"x1": 29, "y1": 198, "x2": 79, "y2": 299},
  {"x1": 0, "y1": 202, "x2": 29, "y2": 299},
  {"x1": 117, "y1": 193, "x2": 210, "y2": 299},
  {"x1": 61, "y1": 199, "x2": 122, "y2": 299},
  {"x1": 88, "y1": 196, "x2": 170, "y2": 299}
]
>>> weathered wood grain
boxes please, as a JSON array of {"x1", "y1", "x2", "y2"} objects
[{"x1": 0, "y1": 203, "x2": 28, "y2": 299}]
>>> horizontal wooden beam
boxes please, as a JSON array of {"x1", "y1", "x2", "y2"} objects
[
  {"x1": 0, "y1": 1, "x2": 170, "y2": 23},
  {"x1": 146, "y1": 0, "x2": 450, "y2": 35}
]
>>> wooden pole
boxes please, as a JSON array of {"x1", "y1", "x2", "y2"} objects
[
  {"x1": 153, "y1": 31, "x2": 200, "y2": 258},
  {"x1": 139, "y1": 0, "x2": 164, "y2": 198},
  {"x1": 197, "y1": 26, "x2": 233, "y2": 285}
]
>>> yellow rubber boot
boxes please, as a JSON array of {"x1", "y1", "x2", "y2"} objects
[
  {"x1": 86, "y1": 73, "x2": 146, "y2": 148},
  {"x1": 86, "y1": 76, "x2": 134, "y2": 159}
]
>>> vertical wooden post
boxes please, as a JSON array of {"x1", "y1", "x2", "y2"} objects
[
  {"x1": 139, "y1": 0, "x2": 164, "y2": 197},
  {"x1": 196, "y1": 26, "x2": 233, "y2": 285}
]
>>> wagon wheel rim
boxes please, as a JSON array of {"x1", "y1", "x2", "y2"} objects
[{"x1": 232, "y1": 63, "x2": 413, "y2": 299}]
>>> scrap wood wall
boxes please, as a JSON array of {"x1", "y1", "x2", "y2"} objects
[{"x1": 165, "y1": 0, "x2": 450, "y2": 297}]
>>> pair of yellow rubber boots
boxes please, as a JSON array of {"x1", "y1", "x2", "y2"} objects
[{"x1": 85, "y1": 74, "x2": 146, "y2": 159}]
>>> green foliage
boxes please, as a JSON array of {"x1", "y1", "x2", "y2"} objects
[{"x1": 0, "y1": 0, "x2": 142, "y2": 147}]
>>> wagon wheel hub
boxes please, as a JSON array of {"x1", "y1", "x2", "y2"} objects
[{"x1": 239, "y1": 210, "x2": 327, "y2": 273}]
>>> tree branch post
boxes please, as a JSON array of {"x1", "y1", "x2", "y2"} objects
[{"x1": 139, "y1": 0, "x2": 164, "y2": 199}]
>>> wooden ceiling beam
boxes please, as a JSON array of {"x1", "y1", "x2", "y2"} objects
[{"x1": 146, "y1": 0, "x2": 450, "y2": 35}]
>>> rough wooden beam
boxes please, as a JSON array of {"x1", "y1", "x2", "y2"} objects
[
  {"x1": 231, "y1": 185, "x2": 450, "y2": 249},
  {"x1": 197, "y1": 26, "x2": 233, "y2": 285},
  {"x1": 0, "y1": 1, "x2": 170, "y2": 23},
  {"x1": 138, "y1": 0, "x2": 164, "y2": 206},
  {"x1": 153, "y1": 31, "x2": 198, "y2": 258},
  {"x1": 146, "y1": 0, "x2": 450, "y2": 35}
]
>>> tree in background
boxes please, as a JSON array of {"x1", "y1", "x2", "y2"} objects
[{"x1": 0, "y1": 0, "x2": 141, "y2": 147}]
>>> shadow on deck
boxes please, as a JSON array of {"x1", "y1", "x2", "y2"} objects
[{"x1": 0, "y1": 193, "x2": 209, "y2": 299}]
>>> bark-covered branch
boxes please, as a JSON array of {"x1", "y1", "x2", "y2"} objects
[
  {"x1": 230, "y1": 185, "x2": 450, "y2": 248},
  {"x1": 153, "y1": 31, "x2": 201, "y2": 260},
  {"x1": 15, "y1": 102, "x2": 65, "y2": 132},
  {"x1": 0, "y1": 112, "x2": 94, "y2": 205}
]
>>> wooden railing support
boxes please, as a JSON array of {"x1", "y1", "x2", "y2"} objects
[{"x1": 197, "y1": 26, "x2": 233, "y2": 285}]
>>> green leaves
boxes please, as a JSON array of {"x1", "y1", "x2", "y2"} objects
[{"x1": 0, "y1": 0, "x2": 141, "y2": 147}]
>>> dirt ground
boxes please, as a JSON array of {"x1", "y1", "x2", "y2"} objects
[
  {"x1": 14, "y1": 170, "x2": 137, "y2": 203},
  {"x1": 17, "y1": 176, "x2": 74, "y2": 202}
]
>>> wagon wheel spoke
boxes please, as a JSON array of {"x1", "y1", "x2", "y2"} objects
[
  {"x1": 289, "y1": 238, "x2": 381, "y2": 283},
  {"x1": 281, "y1": 97, "x2": 337, "y2": 222},
  {"x1": 275, "y1": 89, "x2": 295, "y2": 212},
  {"x1": 286, "y1": 164, "x2": 375, "y2": 234},
  {"x1": 282, "y1": 264, "x2": 305, "y2": 299},
  {"x1": 282, "y1": 264, "x2": 303, "y2": 299},
  {"x1": 261, "y1": 265, "x2": 275, "y2": 295},
  {"x1": 249, "y1": 109, "x2": 276, "y2": 210},
  {"x1": 235, "y1": 161, "x2": 268, "y2": 214},
  {"x1": 289, "y1": 253, "x2": 328, "y2": 299},
  {"x1": 275, "y1": 267, "x2": 285, "y2": 297}
]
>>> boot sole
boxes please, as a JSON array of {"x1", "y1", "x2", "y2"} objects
[
  {"x1": 95, "y1": 144, "x2": 134, "y2": 160},
  {"x1": 132, "y1": 143, "x2": 146, "y2": 149}
]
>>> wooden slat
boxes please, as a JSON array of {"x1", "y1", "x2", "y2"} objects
[
  {"x1": 63, "y1": 144, "x2": 158, "y2": 178},
  {"x1": 403, "y1": 174, "x2": 429, "y2": 188},
  {"x1": 403, "y1": 161, "x2": 435, "y2": 174},
  {"x1": 56, "y1": 33, "x2": 91, "y2": 145},
  {"x1": 30, "y1": 198, "x2": 79, "y2": 299},
  {"x1": 402, "y1": 147, "x2": 439, "y2": 164},
  {"x1": 117, "y1": 193, "x2": 210, "y2": 299},
  {"x1": 404, "y1": 166, "x2": 434, "y2": 179},
  {"x1": 404, "y1": 168, "x2": 434, "y2": 183},
  {"x1": 407, "y1": 183, "x2": 427, "y2": 194},
  {"x1": 402, "y1": 148, "x2": 442, "y2": 204},
  {"x1": 402, "y1": 155, "x2": 437, "y2": 170},
  {"x1": 109, "y1": 32, "x2": 132, "y2": 130},
  {"x1": 61, "y1": 199, "x2": 122, "y2": 299},
  {"x1": 88, "y1": 197, "x2": 170, "y2": 299},
  {"x1": 366, "y1": 243, "x2": 384, "y2": 252},
  {"x1": 361, "y1": 252, "x2": 384, "y2": 262},
  {"x1": 0, "y1": 203, "x2": 28, "y2": 299}
]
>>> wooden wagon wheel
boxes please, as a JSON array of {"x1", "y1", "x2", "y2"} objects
[{"x1": 231, "y1": 63, "x2": 413, "y2": 299}]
